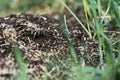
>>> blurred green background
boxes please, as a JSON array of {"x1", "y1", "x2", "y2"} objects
[{"x1": 0, "y1": 0, "x2": 82, "y2": 17}]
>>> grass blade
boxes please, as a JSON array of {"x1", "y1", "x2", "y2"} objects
[
  {"x1": 62, "y1": 0, "x2": 92, "y2": 38},
  {"x1": 12, "y1": 41, "x2": 28, "y2": 80}
]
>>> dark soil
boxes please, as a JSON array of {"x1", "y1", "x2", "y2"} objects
[{"x1": 0, "y1": 13, "x2": 119, "y2": 80}]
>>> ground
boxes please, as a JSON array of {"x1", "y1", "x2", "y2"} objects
[{"x1": 0, "y1": 13, "x2": 119, "y2": 80}]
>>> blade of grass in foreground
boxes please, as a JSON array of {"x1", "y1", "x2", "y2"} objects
[
  {"x1": 59, "y1": 16, "x2": 78, "y2": 63},
  {"x1": 104, "y1": 40, "x2": 115, "y2": 66},
  {"x1": 82, "y1": 0, "x2": 92, "y2": 38},
  {"x1": 104, "y1": 40, "x2": 116, "y2": 80},
  {"x1": 62, "y1": 0, "x2": 92, "y2": 38},
  {"x1": 88, "y1": 0, "x2": 104, "y2": 66},
  {"x1": 111, "y1": 1, "x2": 120, "y2": 27},
  {"x1": 12, "y1": 41, "x2": 28, "y2": 80},
  {"x1": 64, "y1": 15, "x2": 78, "y2": 63}
]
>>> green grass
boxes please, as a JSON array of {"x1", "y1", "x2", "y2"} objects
[
  {"x1": 12, "y1": 41, "x2": 28, "y2": 80},
  {"x1": 61, "y1": 0, "x2": 120, "y2": 80},
  {"x1": 8, "y1": 0, "x2": 120, "y2": 80}
]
